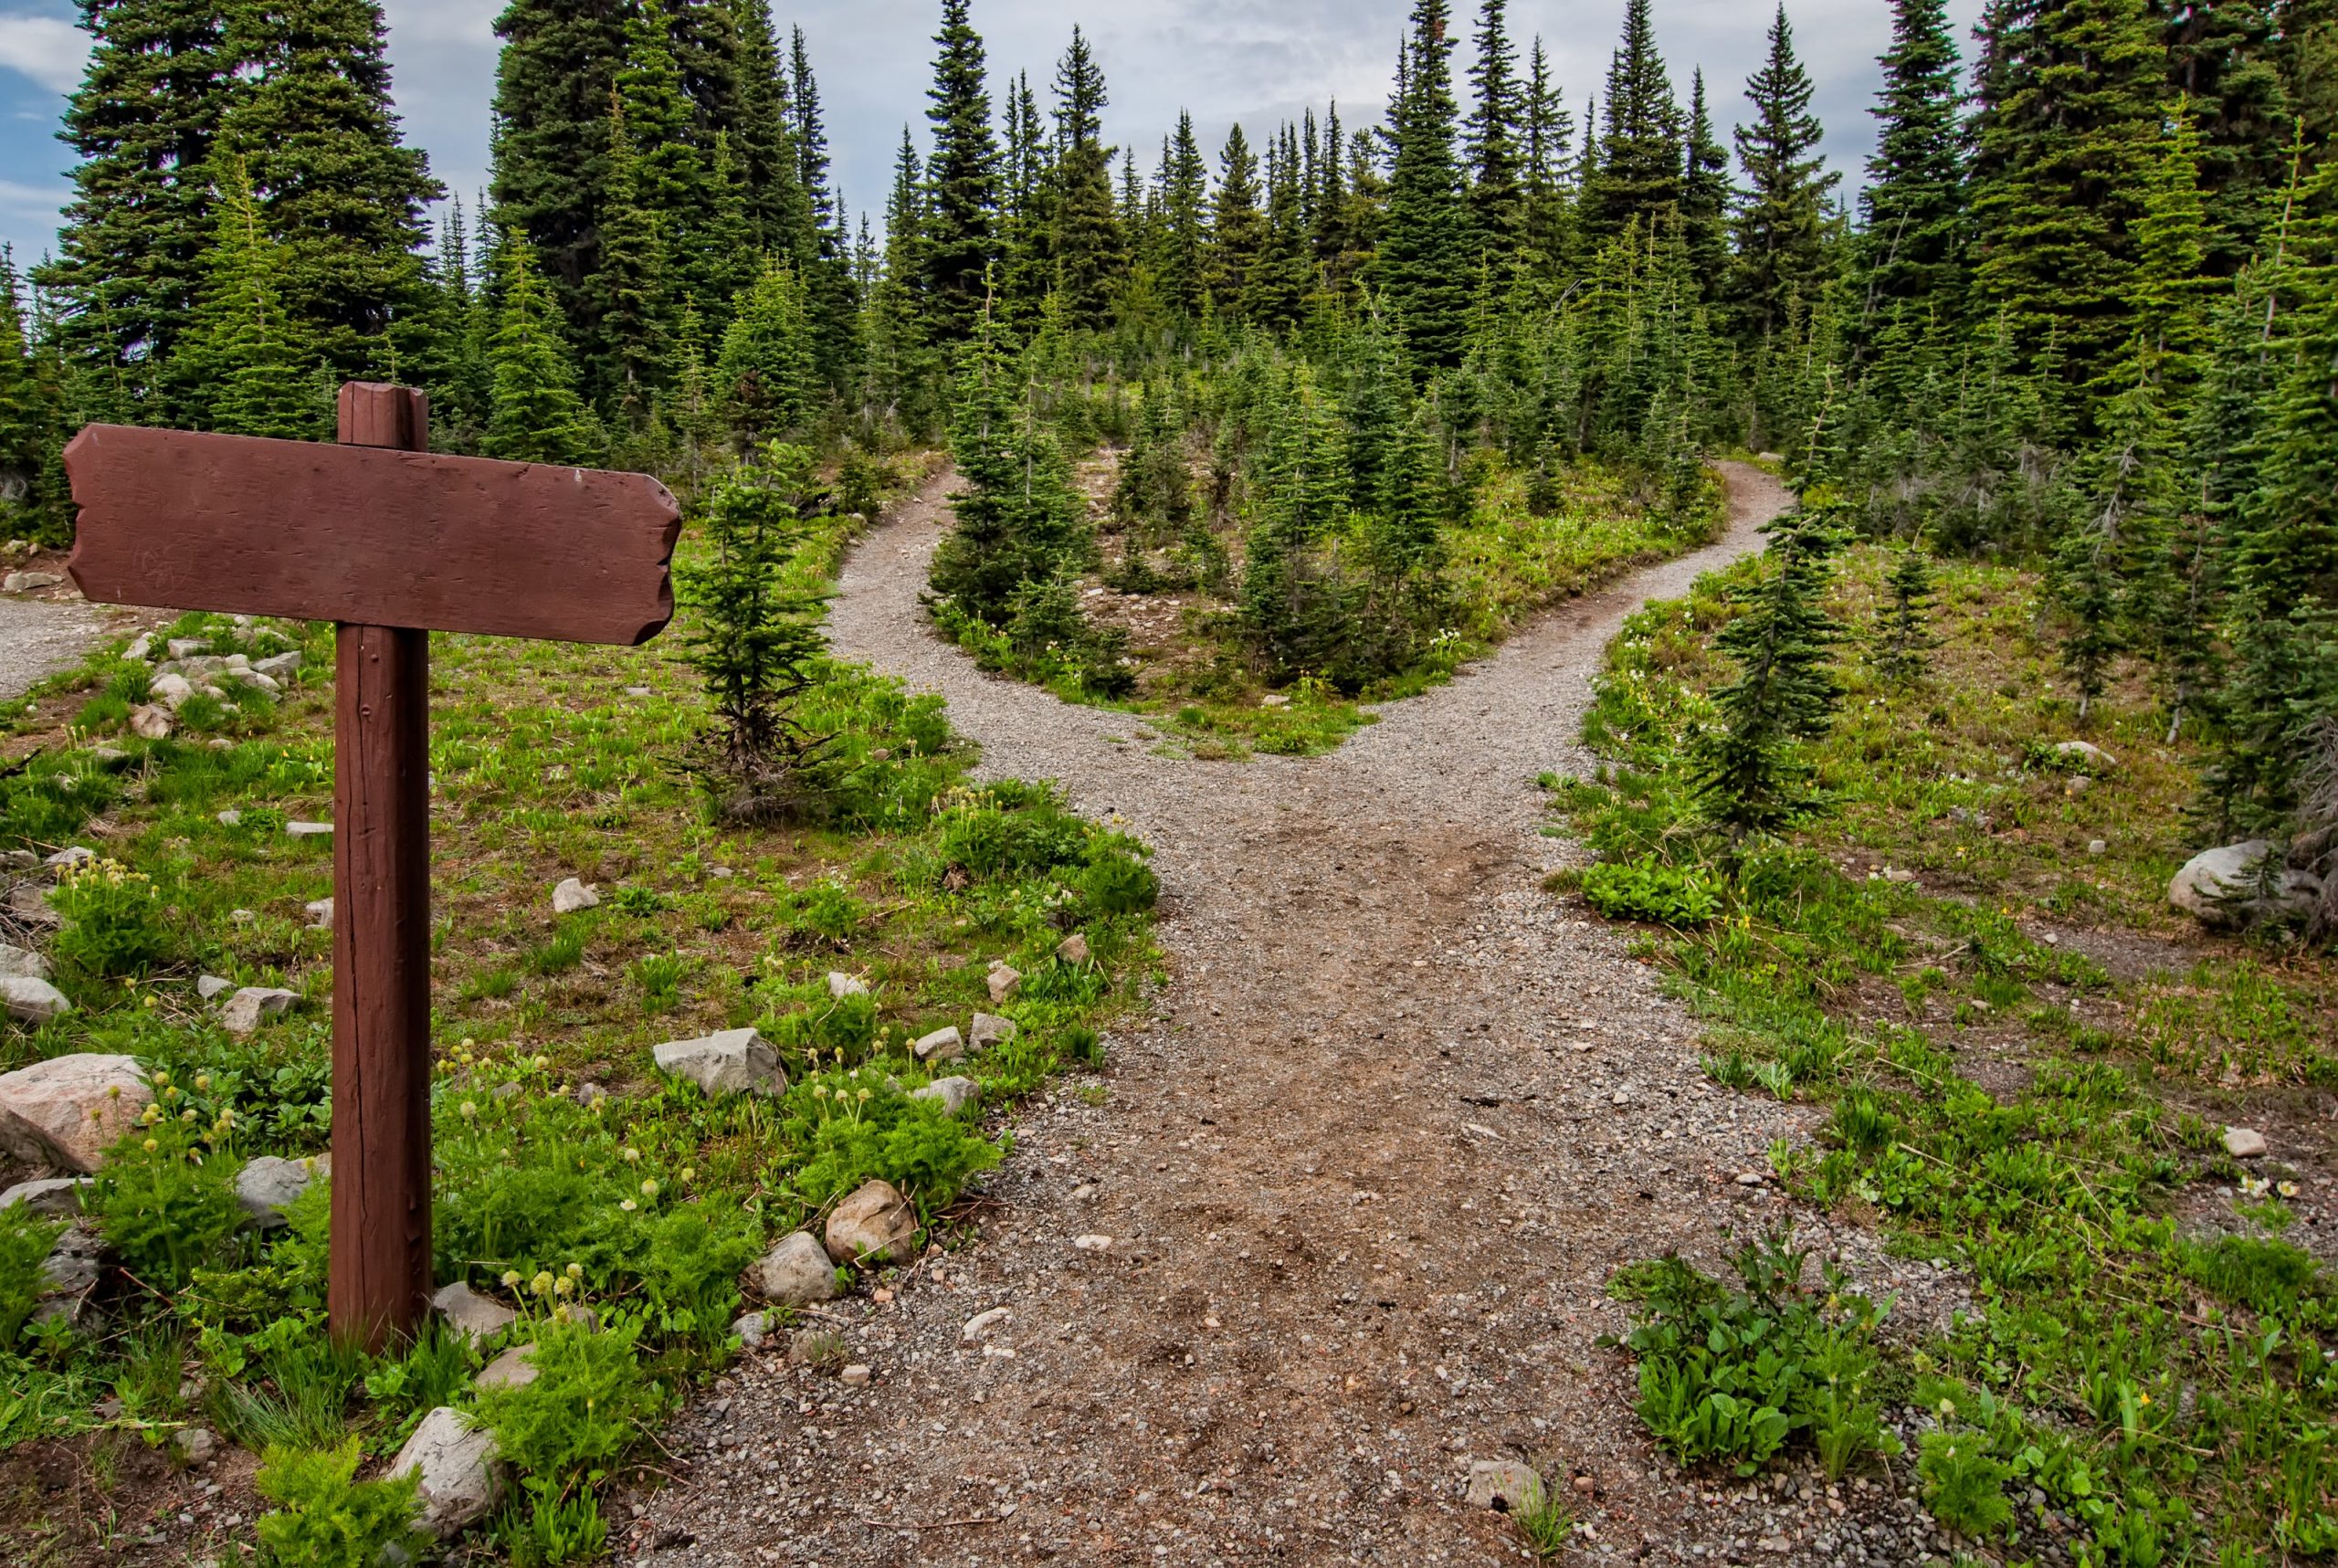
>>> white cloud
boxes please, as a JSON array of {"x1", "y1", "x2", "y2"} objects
[{"x1": 0, "y1": 15, "x2": 87, "y2": 95}]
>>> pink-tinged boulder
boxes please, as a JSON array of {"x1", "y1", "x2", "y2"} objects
[{"x1": 0, "y1": 1054, "x2": 151, "y2": 1173}]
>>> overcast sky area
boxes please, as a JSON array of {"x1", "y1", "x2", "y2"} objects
[{"x1": 0, "y1": 0, "x2": 1989, "y2": 268}]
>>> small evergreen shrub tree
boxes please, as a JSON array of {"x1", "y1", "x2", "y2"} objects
[{"x1": 1695, "y1": 507, "x2": 1847, "y2": 837}]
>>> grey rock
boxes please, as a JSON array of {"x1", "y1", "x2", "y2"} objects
[
  {"x1": 4, "y1": 571, "x2": 63, "y2": 592},
  {"x1": 253, "y1": 652, "x2": 302, "y2": 681},
  {"x1": 968, "y1": 1012, "x2": 1017, "y2": 1050},
  {"x1": 171, "y1": 1426, "x2": 218, "y2": 1465},
  {"x1": 824, "y1": 1178, "x2": 916, "y2": 1267},
  {"x1": 123, "y1": 634, "x2": 154, "y2": 662},
  {"x1": 195, "y1": 974, "x2": 234, "y2": 1001},
  {"x1": 0, "y1": 944, "x2": 51, "y2": 981},
  {"x1": 2170, "y1": 840, "x2": 2321, "y2": 931},
  {"x1": 216, "y1": 810, "x2": 241, "y2": 827},
  {"x1": 0, "y1": 977, "x2": 69, "y2": 1026},
  {"x1": 44, "y1": 846, "x2": 94, "y2": 870},
  {"x1": 912, "y1": 1026, "x2": 964, "y2": 1064},
  {"x1": 128, "y1": 705, "x2": 172, "y2": 741},
  {"x1": 165, "y1": 638, "x2": 207, "y2": 660},
  {"x1": 235, "y1": 1155, "x2": 321, "y2": 1228},
  {"x1": 753, "y1": 1230, "x2": 842, "y2": 1305},
  {"x1": 286, "y1": 821, "x2": 332, "y2": 839},
  {"x1": 219, "y1": 986, "x2": 299, "y2": 1036},
  {"x1": 305, "y1": 898, "x2": 333, "y2": 930},
  {"x1": 985, "y1": 961, "x2": 1022, "y2": 1004},
  {"x1": 37, "y1": 1222, "x2": 107, "y2": 1321},
  {"x1": 732, "y1": 1310, "x2": 772, "y2": 1350},
  {"x1": 149, "y1": 672, "x2": 195, "y2": 710},
  {"x1": 1056, "y1": 933, "x2": 1090, "y2": 966},
  {"x1": 0, "y1": 1054, "x2": 149, "y2": 1172},
  {"x1": 431, "y1": 1281, "x2": 517, "y2": 1345},
  {"x1": 551, "y1": 878, "x2": 598, "y2": 915},
  {"x1": 389, "y1": 1406, "x2": 506, "y2": 1541},
  {"x1": 911, "y1": 1076, "x2": 982, "y2": 1117},
  {"x1": 2088, "y1": 838, "x2": 2108, "y2": 856},
  {"x1": 0, "y1": 1176, "x2": 90, "y2": 1215},
  {"x1": 476, "y1": 1344, "x2": 538, "y2": 1393},
  {"x1": 574, "y1": 1081, "x2": 609, "y2": 1109},
  {"x1": 2225, "y1": 1126, "x2": 2269, "y2": 1160},
  {"x1": 0, "y1": 851, "x2": 31, "y2": 870},
  {"x1": 2052, "y1": 740, "x2": 2116, "y2": 770},
  {"x1": 5, "y1": 882, "x2": 60, "y2": 928},
  {"x1": 654, "y1": 1027, "x2": 785, "y2": 1098},
  {"x1": 1464, "y1": 1458, "x2": 1548, "y2": 1515},
  {"x1": 839, "y1": 1363, "x2": 872, "y2": 1387},
  {"x1": 826, "y1": 971, "x2": 869, "y2": 998},
  {"x1": 960, "y1": 1306, "x2": 1011, "y2": 1343}
]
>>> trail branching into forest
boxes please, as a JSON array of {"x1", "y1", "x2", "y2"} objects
[{"x1": 637, "y1": 465, "x2": 1913, "y2": 1567}]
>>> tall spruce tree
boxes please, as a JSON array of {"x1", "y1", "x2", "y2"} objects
[
  {"x1": 1696, "y1": 505, "x2": 1847, "y2": 837},
  {"x1": 1464, "y1": 0, "x2": 1525, "y2": 267},
  {"x1": 1207, "y1": 125, "x2": 1267, "y2": 318},
  {"x1": 1970, "y1": 0, "x2": 2168, "y2": 397},
  {"x1": 1049, "y1": 27, "x2": 1124, "y2": 329},
  {"x1": 2165, "y1": 0, "x2": 2293, "y2": 272},
  {"x1": 485, "y1": 242, "x2": 600, "y2": 465},
  {"x1": 595, "y1": 97, "x2": 671, "y2": 416},
  {"x1": 1521, "y1": 39, "x2": 1574, "y2": 260},
  {"x1": 1155, "y1": 112, "x2": 1211, "y2": 318},
  {"x1": 1380, "y1": 0, "x2": 1471, "y2": 367},
  {"x1": 718, "y1": 259, "x2": 815, "y2": 443},
  {"x1": 1680, "y1": 70, "x2": 1732, "y2": 287},
  {"x1": 922, "y1": 0, "x2": 1002, "y2": 342},
  {"x1": 785, "y1": 29, "x2": 859, "y2": 393},
  {"x1": 1852, "y1": 0, "x2": 1966, "y2": 342},
  {"x1": 1581, "y1": 0, "x2": 1682, "y2": 239},
  {"x1": 0, "y1": 252, "x2": 66, "y2": 542},
  {"x1": 488, "y1": 0, "x2": 629, "y2": 346},
  {"x1": 42, "y1": 0, "x2": 234, "y2": 419},
  {"x1": 731, "y1": 0, "x2": 814, "y2": 258},
  {"x1": 178, "y1": 156, "x2": 324, "y2": 439},
  {"x1": 1730, "y1": 6, "x2": 1838, "y2": 343}
]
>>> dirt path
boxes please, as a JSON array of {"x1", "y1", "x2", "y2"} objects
[
  {"x1": 0, "y1": 593, "x2": 108, "y2": 703},
  {"x1": 637, "y1": 468, "x2": 1920, "y2": 1567}
]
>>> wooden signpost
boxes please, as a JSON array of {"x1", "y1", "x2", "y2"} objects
[{"x1": 64, "y1": 384, "x2": 682, "y2": 1351}]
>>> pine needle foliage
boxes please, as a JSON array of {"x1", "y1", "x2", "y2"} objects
[{"x1": 1696, "y1": 507, "x2": 1848, "y2": 837}]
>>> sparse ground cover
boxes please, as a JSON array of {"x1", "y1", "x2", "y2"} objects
[
  {"x1": 0, "y1": 465, "x2": 1158, "y2": 1566},
  {"x1": 940, "y1": 443, "x2": 1725, "y2": 761},
  {"x1": 1554, "y1": 544, "x2": 2338, "y2": 1562}
]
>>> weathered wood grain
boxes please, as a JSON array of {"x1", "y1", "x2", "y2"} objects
[
  {"x1": 329, "y1": 384, "x2": 437, "y2": 1352},
  {"x1": 63, "y1": 420, "x2": 681, "y2": 645}
]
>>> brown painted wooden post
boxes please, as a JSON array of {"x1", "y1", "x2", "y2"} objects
[{"x1": 329, "y1": 384, "x2": 435, "y2": 1352}]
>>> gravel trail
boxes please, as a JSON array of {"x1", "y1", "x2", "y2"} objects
[
  {"x1": 0, "y1": 593, "x2": 108, "y2": 702},
  {"x1": 637, "y1": 467, "x2": 1938, "y2": 1566}
]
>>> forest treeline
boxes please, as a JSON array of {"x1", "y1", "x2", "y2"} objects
[{"x1": 4, "y1": 0, "x2": 2336, "y2": 845}]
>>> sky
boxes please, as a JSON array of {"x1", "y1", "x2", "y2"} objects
[{"x1": 0, "y1": 0, "x2": 1990, "y2": 268}]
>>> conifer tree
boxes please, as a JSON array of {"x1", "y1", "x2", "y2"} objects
[
  {"x1": 1155, "y1": 112, "x2": 1211, "y2": 317},
  {"x1": 1730, "y1": 6, "x2": 1838, "y2": 344},
  {"x1": 0, "y1": 253, "x2": 68, "y2": 542},
  {"x1": 485, "y1": 243, "x2": 601, "y2": 465},
  {"x1": 2165, "y1": 0, "x2": 2292, "y2": 272},
  {"x1": 731, "y1": 0, "x2": 814, "y2": 258},
  {"x1": 1680, "y1": 70, "x2": 1732, "y2": 287},
  {"x1": 1581, "y1": 0, "x2": 1682, "y2": 239},
  {"x1": 1380, "y1": 0, "x2": 1471, "y2": 367},
  {"x1": 719, "y1": 260, "x2": 815, "y2": 444},
  {"x1": 216, "y1": 0, "x2": 441, "y2": 383},
  {"x1": 1049, "y1": 27, "x2": 1124, "y2": 330},
  {"x1": 1251, "y1": 128, "x2": 1312, "y2": 330},
  {"x1": 1521, "y1": 40, "x2": 1574, "y2": 260},
  {"x1": 1874, "y1": 540, "x2": 1936, "y2": 685},
  {"x1": 488, "y1": 0, "x2": 629, "y2": 345},
  {"x1": 178, "y1": 157, "x2": 323, "y2": 439},
  {"x1": 1207, "y1": 126, "x2": 1267, "y2": 318},
  {"x1": 2130, "y1": 102, "x2": 2213, "y2": 377},
  {"x1": 931, "y1": 303, "x2": 1087, "y2": 623},
  {"x1": 922, "y1": 0, "x2": 1002, "y2": 342},
  {"x1": 595, "y1": 98, "x2": 671, "y2": 417},
  {"x1": 1696, "y1": 505, "x2": 1846, "y2": 837},
  {"x1": 1853, "y1": 0, "x2": 1966, "y2": 345},
  {"x1": 1465, "y1": 0, "x2": 1524, "y2": 267},
  {"x1": 42, "y1": 0, "x2": 234, "y2": 418},
  {"x1": 1970, "y1": 0, "x2": 2167, "y2": 395}
]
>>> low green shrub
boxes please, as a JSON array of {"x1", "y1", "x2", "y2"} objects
[
  {"x1": 0, "y1": 1208, "x2": 62, "y2": 1349},
  {"x1": 253, "y1": 1437, "x2": 426, "y2": 1568},
  {"x1": 477, "y1": 1318, "x2": 665, "y2": 1495},
  {"x1": 1580, "y1": 857, "x2": 1722, "y2": 927},
  {"x1": 1918, "y1": 1428, "x2": 2014, "y2": 1537},
  {"x1": 782, "y1": 1068, "x2": 1002, "y2": 1215},
  {"x1": 52, "y1": 856, "x2": 172, "y2": 976},
  {"x1": 90, "y1": 1112, "x2": 243, "y2": 1289}
]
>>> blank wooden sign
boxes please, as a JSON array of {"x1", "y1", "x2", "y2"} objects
[{"x1": 63, "y1": 424, "x2": 683, "y2": 646}]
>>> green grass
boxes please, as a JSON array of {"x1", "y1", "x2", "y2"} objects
[
  {"x1": 1558, "y1": 546, "x2": 2338, "y2": 1563},
  {"x1": 0, "y1": 456, "x2": 1157, "y2": 1563}
]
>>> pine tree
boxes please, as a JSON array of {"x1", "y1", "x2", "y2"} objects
[
  {"x1": 1207, "y1": 125, "x2": 1267, "y2": 318},
  {"x1": 1521, "y1": 40, "x2": 1574, "y2": 260},
  {"x1": 216, "y1": 0, "x2": 441, "y2": 384},
  {"x1": 1730, "y1": 6, "x2": 1839, "y2": 344},
  {"x1": 1380, "y1": 0, "x2": 1471, "y2": 368},
  {"x1": 488, "y1": 0, "x2": 630, "y2": 348},
  {"x1": 785, "y1": 26, "x2": 858, "y2": 392},
  {"x1": 41, "y1": 0, "x2": 234, "y2": 419},
  {"x1": 1696, "y1": 506, "x2": 1847, "y2": 837},
  {"x1": 1048, "y1": 26, "x2": 1124, "y2": 330},
  {"x1": 931, "y1": 304, "x2": 1088, "y2": 623},
  {"x1": 1680, "y1": 70, "x2": 1732, "y2": 287},
  {"x1": 485, "y1": 242, "x2": 601, "y2": 466},
  {"x1": 922, "y1": 0, "x2": 1002, "y2": 343},
  {"x1": 177, "y1": 157, "x2": 323, "y2": 439},
  {"x1": 1874, "y1": 539, "x2": 1937, "y2": 685},
  {"x1": 1251, "y1": 127, "x2": 1311, "y2": 330},
  {"x1": 1970, "y1": 0, "x2": 2168, "y2": 397},
  {"x1": 1154, "y1": 112, "x2": 1211, "y2": 318},
  {"x1": 595, "y1": 96, "x2": 671, "y2": 418},
  {"x1": 1581, "y1": 0, "x2": 1682, "y2": 239},
  {"x1": 719, "y1": 260, "x2": 815, "y2": 444},
  {"x1": 731, "y1": 0, "x2": 814, "y2": 258},
  {"x1": 0, "y1": 252, "x2": 68, "y2": 542},
  {"x1": 2130, "y1": 101, "x2": 2213, "y2": 377},
  {"x1": 1465, "y1": 0, "x2": 1524, "y2": 268},
  {"x1": 2165, "y1": 0, "x2": 2293, "y2": 272},
  {"x1": 1852, "y1": 0, "x2": 1966, "y2": 347}
]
